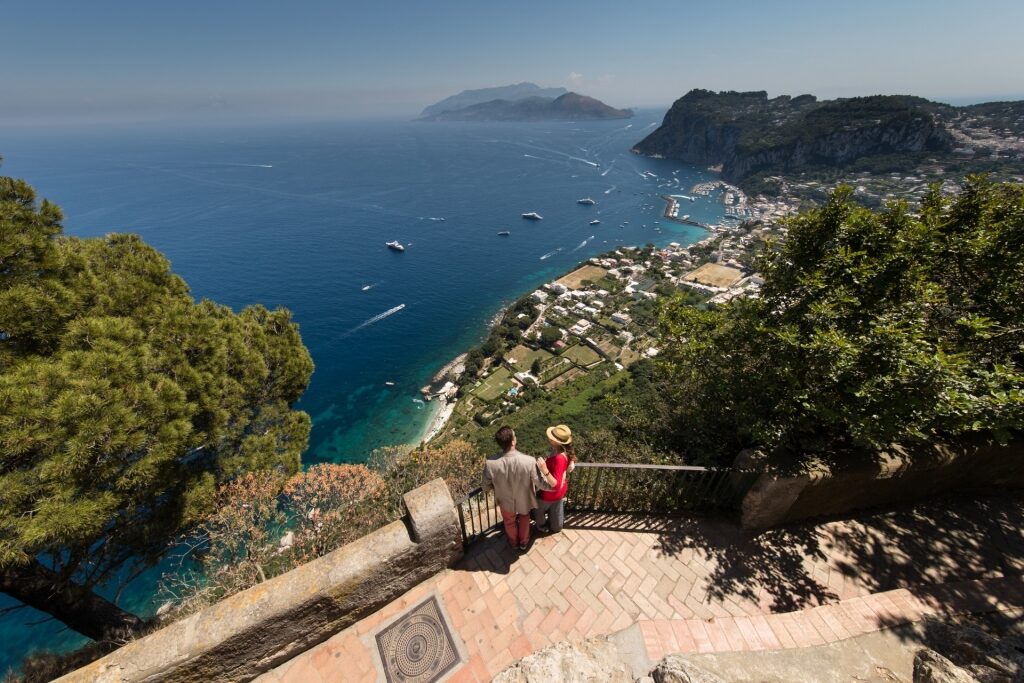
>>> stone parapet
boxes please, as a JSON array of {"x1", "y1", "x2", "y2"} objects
[
  {"x1": 58, "y1": 478, "x2": 462, "y2": 683},
  {"x1": 738, "y1": 441, "x2": 1024, "y2": 529}
]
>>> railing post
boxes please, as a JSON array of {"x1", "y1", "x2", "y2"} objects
[{"x1": 457, "y1": 501, "x2": 468, "y2": 545}]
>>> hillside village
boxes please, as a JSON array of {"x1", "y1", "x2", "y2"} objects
[
  {"x1": 429, "y1": 200, "x2": 792, "y2": 440},
  {"x1": 427, "y1": 140, "x2": 1024, "y2": 442}
]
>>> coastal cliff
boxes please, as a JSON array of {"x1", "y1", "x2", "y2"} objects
[{"x1": 633, "y1": 89, "x2": 953, "y2": 185}]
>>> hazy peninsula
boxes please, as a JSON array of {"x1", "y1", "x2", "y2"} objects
[
  {"x1": 420, "y1": 85, "x2": 633, "y2": 122},
  {"x1": 419, "y1": 82, "x2": 569, "y2": 119}
]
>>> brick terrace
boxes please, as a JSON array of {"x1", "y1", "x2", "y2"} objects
[{"x1": 257, "y1": 495, "x2": 1024, "y2": 683}]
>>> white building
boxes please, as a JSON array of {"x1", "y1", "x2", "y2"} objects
[{"x1": 569, "y1": 319, "x2": 593, "y2": 336}]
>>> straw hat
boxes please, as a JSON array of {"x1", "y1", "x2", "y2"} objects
[{"x1": 546, "y1": 424, "x2": 573, "y2": 445}]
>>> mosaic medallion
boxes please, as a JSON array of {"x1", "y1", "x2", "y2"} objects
[{"x1": 375, "y1": 596, "x2": 461, "y2": 683}]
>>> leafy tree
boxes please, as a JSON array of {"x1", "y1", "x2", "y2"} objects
[
  {"x1": 0, "y1": 177, "x2": 313, "y2": 641},
  {"x1": 540, "y1": 326, "x2": 562, "y2": 346},
  {"x1": 657, "y1": 178, "x2": 1024, "y2": 464},
  {"x1": 531, "y1": 358, "x2": 542, "y2": 375},
  {"x1": 480, "y1": 334, "x2": 500, "y2": 357}
]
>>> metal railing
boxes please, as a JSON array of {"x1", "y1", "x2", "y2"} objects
[
  {"x1": 456, "y1": 462, "x2": 757, "y2": 546},
  {"x1": 457, "y1": 486, "x2": 500, "y2": 546},
  {"x1": 566, "y1": 462, "x2": 756, "y2": 514}
]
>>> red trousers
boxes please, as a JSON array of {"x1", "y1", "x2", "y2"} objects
[{"x1": 500, "y1": 506, "x2": 531, "y2": 547}]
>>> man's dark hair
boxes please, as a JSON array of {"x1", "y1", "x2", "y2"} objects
[{"x1": 495, "y1": 425, "x2": 515, "y2": 452}]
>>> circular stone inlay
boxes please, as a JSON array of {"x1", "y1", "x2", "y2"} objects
[{"x1": 376, "y1": 596, "x2": 461, "y2": 683}]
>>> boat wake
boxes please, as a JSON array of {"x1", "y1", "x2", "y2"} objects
[
  {"x1": 570, "y1": 235, "x2": 596, "y2": 253},
  {"x1": 539, "y1": 248, "x2": 563, "y2": 261},
  {"x1": 568, "y1": 156, "x2": 600, "y2": 168},
  {"x1": 604, "y1": 185, "x2": 617, "y2": 194},
  {"x1": 341, "y1": 304, "x2": 406, "y2": 337},
  {"x1": 361, "y1": 283, "x2": 376, "y2": 292},
  {"x1": 417, "y1": 216, "x2": 445, "y2": 222},
  {"x1": 600, "y1": 160, "x2": 616, "y2": 177}
]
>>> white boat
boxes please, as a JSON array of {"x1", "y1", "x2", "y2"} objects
[
  {"x1": 386, "y1": 240, "x2": 405, "y2": 252},
  {"x1": 497, "y1": 230, "x2": 511, "y2": 236},
  {"x1": 577, "y1": 198, "x2": 596, "y2": 206},
  {"x1": 589, "y1": 219, "x2": 600, "y2": 225},
  {"x1": 522, "y1": 212, "x2": 543, "y2": 220},
  {"x1": 384, "y1": 381, "x2": 395, "y2": 386}
]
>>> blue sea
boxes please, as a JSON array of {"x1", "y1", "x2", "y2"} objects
[{"x1": 0, "y1": 110, "x2": 721, "y2": 669}]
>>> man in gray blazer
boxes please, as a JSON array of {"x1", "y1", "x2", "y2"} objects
[{"x1": 483, "y1": 426, "x2": 557, "y2": 550}]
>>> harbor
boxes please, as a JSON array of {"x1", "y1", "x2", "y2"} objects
[{"x1": 659, "y1": 194, "x2": 709, "y2": 228}]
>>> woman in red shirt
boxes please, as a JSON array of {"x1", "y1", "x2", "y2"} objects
[{"x1": 535, "y1": 424, "x2": 576, "y2": 533}]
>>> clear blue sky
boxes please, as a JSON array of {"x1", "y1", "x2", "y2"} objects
[{"x1": 3, "y1": 0, "x2": 1023, "y2": 125}]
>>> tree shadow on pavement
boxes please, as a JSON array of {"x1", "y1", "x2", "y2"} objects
[{"x1": 573, "y1": 494, "x2": 1024, "y2": 616}]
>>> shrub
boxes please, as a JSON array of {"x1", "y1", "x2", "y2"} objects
[{"x1": 283, "y1": 464, "x2": 390, "y2": 562}]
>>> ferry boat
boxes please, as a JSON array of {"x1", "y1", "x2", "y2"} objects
[
  {"x1": 589, "y1": 219, "x2": 600, "y2": 225},
  {"x1": 385, "y1": 240, "x2": 405, "y2": 252},
  {"x1": 497, "y1": 231, "x2": 511, "y2": 236},
  {"x1": 576, "y1": 197, "x2": 596, "y2": 206},
  {"x1": 521, "y1": 212, "x2": 543, "y2": 220}
]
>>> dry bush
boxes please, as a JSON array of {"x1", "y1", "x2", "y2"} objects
[
  {"x1": 158, "y1": 471, "x2": 289, "y2": 619},
  {"x1": 283, "y1": 463, "x2": 390, "y2": 561},
  {"x1": 371, "y1": 440, "x2": 482, "y2": 503},
  {"x1": 156, "y1": 441, "x2": 485, "y2": 624}
]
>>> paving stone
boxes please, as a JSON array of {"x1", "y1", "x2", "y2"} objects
[{"x1": 262, "y1": 498, "x2": 1024, "y2": 683}]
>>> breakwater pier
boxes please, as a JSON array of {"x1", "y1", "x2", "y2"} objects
[{"x1": 660, "y1": 195, "x2": 709, "y2": 228}]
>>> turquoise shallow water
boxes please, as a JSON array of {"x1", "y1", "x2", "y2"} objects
[{"x1": 0, "y1": 111, "x2": 721, "y2": 668}]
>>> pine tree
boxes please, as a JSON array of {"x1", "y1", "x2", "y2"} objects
[{"x1": 0, "y1": 176, "x2": 314, "y2": 642}]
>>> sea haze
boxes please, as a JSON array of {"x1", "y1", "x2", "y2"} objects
[{"x1": 1, "y1": 111, "x2": 720, "y2": 469}]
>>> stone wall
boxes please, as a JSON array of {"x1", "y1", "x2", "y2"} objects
[
  {"x1": 739, "y1": 441, "x2": 1024, "y2": 530},
  {"x1": 57, "y1": 478, "x2": 463, "y2": 683}
]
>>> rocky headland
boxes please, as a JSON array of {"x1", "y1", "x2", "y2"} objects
[{"x1": 633, "y1": 89, "x2": 957, "y2": 184}]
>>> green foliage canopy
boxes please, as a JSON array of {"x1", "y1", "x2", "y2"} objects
[
  {"x1": 658, "y1": 178, "x2": 1024, "y2": 464},
  {"x1": 0, "y1": 177, "x2": 314, "y2": 597}
]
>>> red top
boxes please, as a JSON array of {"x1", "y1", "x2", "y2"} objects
[{"x1": 540, "y1": 452, "x2": 570, "y2": 501}]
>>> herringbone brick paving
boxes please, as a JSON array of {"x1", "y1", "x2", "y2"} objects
[{"x1": 257, "y1": 495, "x2": 1024, "y2": 683}]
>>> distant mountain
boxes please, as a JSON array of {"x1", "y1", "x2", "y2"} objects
[
  {"x1": 423, "y1": 92, "x2": 633, "y2": 122},
  {"x1": 419, "y1": 83, "x2": 568, "y2": 120},
  {"x1": 632, "y1": 89, "x2": 955, "y2": 184}
]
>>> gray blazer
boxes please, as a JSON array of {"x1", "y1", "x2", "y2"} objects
[{"x1": 482, "y1": 449, "x2": 552, "y2": 515}]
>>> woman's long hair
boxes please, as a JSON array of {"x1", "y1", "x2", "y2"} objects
[{"x1": 562, "y1": 442, "x2": 577, "y2": 463}]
